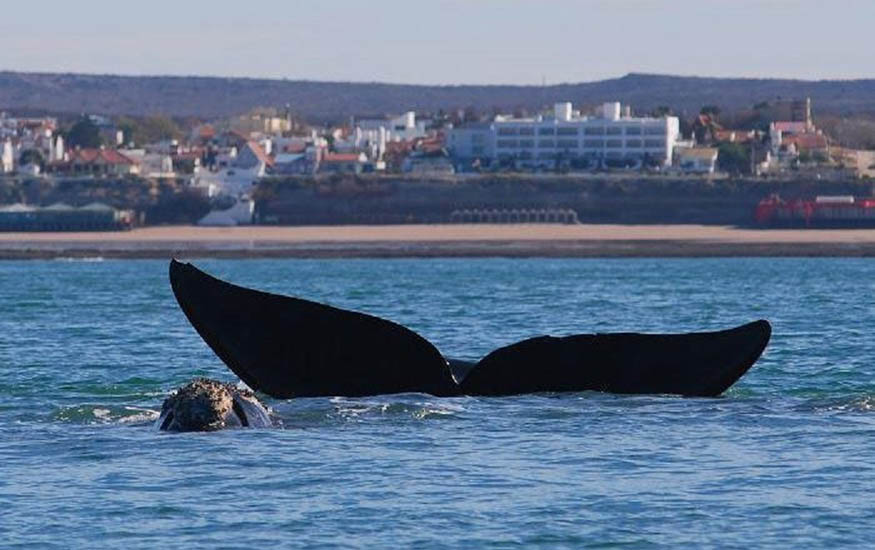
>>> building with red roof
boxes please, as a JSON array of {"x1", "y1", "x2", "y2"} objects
[
  {"x1": 319, "y1": 152, "x2": 367, "y2": 174},
  {"x1": 234, "y1": 141, "x2": 274, "y2": 171},
  {"x1": 782, "y1": 133, "x2": 829, "y2": 155},
  {"x1": 772, "y1": 121, "x2": 809, "y2": 134},
  {"x1": 713, "y1": 129, "x2": 756, "y2": 144},
  {"x1": 51, "y1": 148, "x2": 140, "y2": 176}
]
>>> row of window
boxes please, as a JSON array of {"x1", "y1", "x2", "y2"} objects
[
  {"x1": 496, "y1": 125, "x2": 666, "y2": 136},
  {"x1": 497, "y1": 151, "x2": 669, "y2": 161},
  {"x1": 495, "y1": 139, "x2": 667, "y2": 149}
]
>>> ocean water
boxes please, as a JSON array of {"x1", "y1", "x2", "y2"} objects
[{"x1": 1, "y1": 257, "x2": 874, "y2": 549}]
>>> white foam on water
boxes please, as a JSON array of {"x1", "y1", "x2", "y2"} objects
[
  {"x1": 118, "y1": 406, "x2": 161, "y2": 424},
  {"x1": 53, "y1": 257, "x2": 105, "y2": 262}
]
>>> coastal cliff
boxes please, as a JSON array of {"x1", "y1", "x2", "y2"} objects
[
  {"x1": 254, "y1": 174, "x2": 875, "y2": 226},
  {"x1": 3, "y1": 173, "x2": 873, "y2": 227}
]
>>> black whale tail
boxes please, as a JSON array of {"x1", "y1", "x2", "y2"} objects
[
  {"x1": 457, "y1": 320, "x2": 771, "y2": 397},
  {"x1": 169, "y1": 259, "x2": 460, "y2": 398},
  {"x1": 170, "y1": 260, "x2": 770, "y2": 399}
]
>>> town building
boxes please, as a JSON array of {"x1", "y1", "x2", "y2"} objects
[
  {"x1": 273, "y1": 151, "x2": 319, "y2": 175},
  {"x1": 123, "y1": 150, "x2": 175, "y2": 178},
  {"x1": 197, "y1": 197, "x2": 255, "y2": 226},
  {"x1": 446, "y1": 122, "x2": 493, "y2": 170},
  {"x1": 230, "y1": 111, "x2": 293, "y2": 136},
  {"x1": 1, "y1": 139, "x2": 13, "y2": 173},
  {"x1": 55, "y1": 148, "x2": 140, "y2": 176},
  {"x1": 768, "y1": 105, "x2": 830, "y2": 166},
  {"x1": 319, "y1": 152, "x2": 368, "y2": 174},
  {"x1": 355, "y1": 111, "x2": 428, "y2": 143},
  {"x1": 448, "y1": 102, "x2": 680, "y2": 170},
  {"x1": 676, "y1": 147, "x2": 719, "y2": 174},
  {"x1": 713, "y1": 129, "x2": 756, "y2": 144},
  {"x1": 234, "y1": 141, "x2": 273, "y2": 171}
]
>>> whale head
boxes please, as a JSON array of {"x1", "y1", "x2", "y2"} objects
[{"x1": 157, "y1": 378, "x2": 271, "y2": 432}]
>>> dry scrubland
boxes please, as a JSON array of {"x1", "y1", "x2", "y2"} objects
[{"x1": 4, "y1": 72, "x2": 875, "y2": 121}]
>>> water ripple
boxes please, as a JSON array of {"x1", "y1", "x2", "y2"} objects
[{"x1": 2, "y1": 258, "x2": 875, "y2": 548}]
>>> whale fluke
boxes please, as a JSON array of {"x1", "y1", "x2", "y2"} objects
[
  {"x1": 169, "y1": 260, "x2": 459, "y2": 398},
  {"x1": 169, "y1": 260, "x2": 771, "y2": 399},
  {"x1": 458, "y1": 322, "x2": 771, "y2": 397}
]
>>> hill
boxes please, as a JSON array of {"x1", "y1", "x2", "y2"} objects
[{"x1": 2, "y1": 71, "x2": 875, "y2": 122}]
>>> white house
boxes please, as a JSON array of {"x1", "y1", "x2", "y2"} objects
[
  {"x1": 356, "y1": 111, "x2": 428, "y2": 142},
  {"x1": 449, "y1": 102, "x2": 680, "y2": 170},
  {"x1": 676, "y1": 147, "x2": 719, "y2": 174},
  {"x1": 1, "y1": 139, "x2": 14, "y2": 173},
  {"x1": 194, "y1": 159, "x2": 265, "y2": 197},
  {"x1": 197, "y1": 197, "x2": 255, "y2": 226},
  {"x1": 123, "y1": 149, "x2": 175, "y2": 178}
]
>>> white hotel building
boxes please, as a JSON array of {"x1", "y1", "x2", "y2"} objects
[{"x1": 449, "y1": 102, "x2": 680, "y2": 169}]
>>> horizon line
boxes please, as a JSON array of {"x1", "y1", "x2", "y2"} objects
[{"x1": 2, "y1": 69, "x2": 874, "y2": 87}]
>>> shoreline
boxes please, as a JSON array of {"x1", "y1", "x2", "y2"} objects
[{"x1": 5, "y1": 224, "x2": 875, "y2": 259}]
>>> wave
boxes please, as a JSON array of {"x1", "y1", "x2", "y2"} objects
[
  {"x1": 52, "y1": 404, "x2": 160, "y2": 425},
  {"x1": 52, "y1": 257, "x2": 105, "y2": 262}
]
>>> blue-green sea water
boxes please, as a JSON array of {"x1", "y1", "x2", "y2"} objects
[{"x1": 1, "y1": 258, "x2": 874, "y2": 549}]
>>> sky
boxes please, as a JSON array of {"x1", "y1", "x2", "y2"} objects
[{"x1": 3, "y1": 0, "x2": 874, "y2": 85}]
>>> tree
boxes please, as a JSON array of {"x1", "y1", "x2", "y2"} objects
[
  {"x1": 19, "y1": 149, "x2": 45, "y2": 167},
  {"x1": 139, "y1": 116, "x2": 183, "y2": 143},
  {"x1": 462, "y1": 106, "x2": 479, "y2": 122},
  {"x1": 66, "y1": 117, "x2": 102, "y2": 148},
  {"x1": 651, "y1": 106, "x2": 672, "y2": 117},
  {"x1": 701, "y1": 105, "x2": 721, "y2": 117},
  {"x1": 116, "y1": 115, "x2": 183, "y2": 146},
  {"x1": 116, "y1": 116, "x2": 138, "y2": 146},
  {"x1": 717, "y1": 143, "x2": 749, "y2": 175}
]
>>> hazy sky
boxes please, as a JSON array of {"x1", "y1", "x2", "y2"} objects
[{"x1": 4, "y1": 0, "x2": 873, "y2": 84}]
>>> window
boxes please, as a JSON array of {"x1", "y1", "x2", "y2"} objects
[
  {"x1": 606, "y1": 127, "x2": 622, "y2": 135},
  {"x1": 497, "y1": 139, "x2": 518, "y2": 148},
  {"x1": 497, "y1": 127, "x2": 518, "y2": 136},
  {"x1": 644, "y1": 139, "x2": 665, "y2": 148},
  {"x1": 519, "y1": 139, "x2": 534, "y2": 148},
  {"x1": 538, "y1": 140, "x2": 555, "y2": 148},
  {"x1": 625, "y1": 127, "x2": 642, "y2": 135},
  {"x1": 583, "y1": 139, "x2": 604, "y2": 148},
  {"x1": 538, "y1": 127, "x2": 555, "y2": 135},
  {"x1": 606, "y1": 139, "x2": 623, "y2": 148},
  {"x1": 518, "y1": 127, "x2": 535, "y2": 135},
  {"x1": 644, "y1": 126, "x2": 664, "y2": 135},
  {"x1": 557, "y1": 127, "x2": 578, "y2": 136},
  {"x1": 584, "y1": 127, "x2": 605, "y2": 135},
  {"x1": 556, "y1": 139, "x2": 578, "y2": 149},
  {"x1": 625, "y1": 139, "x2": 642, "y2": 148}
]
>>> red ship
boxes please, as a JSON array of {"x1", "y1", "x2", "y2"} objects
[{"x1": 755, "y1": 194, "x2": 875, "y2": 227}]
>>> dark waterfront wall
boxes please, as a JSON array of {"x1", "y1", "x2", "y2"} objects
[
  {"x1": 3, "y1": 174, "x2": 874, "y2": 227},
  {"x1": 254, "y1": 174, "x2": 875, "y2": 226},
  {"x1": 0, "y1": 177, "x2": 210, "y2": 226}
]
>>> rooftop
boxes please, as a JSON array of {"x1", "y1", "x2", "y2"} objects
[
  {"x1": 68, "y1": 148, "x2": 137, "y2": 165},
  {"x1": 323, "y1": 153, "x2": 365, "y2": 163},
  {"x1": 677, "y1": 147, "x2": 719, "y2": 159}
]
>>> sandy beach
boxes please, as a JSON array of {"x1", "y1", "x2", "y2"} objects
[{"x1": 4, "y1": 224, "x2": 875, "y2": 258}]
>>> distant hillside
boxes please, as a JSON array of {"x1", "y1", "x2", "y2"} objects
[{"x1": 3, "y1": 71, "x2": 875, "y2": 123}]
